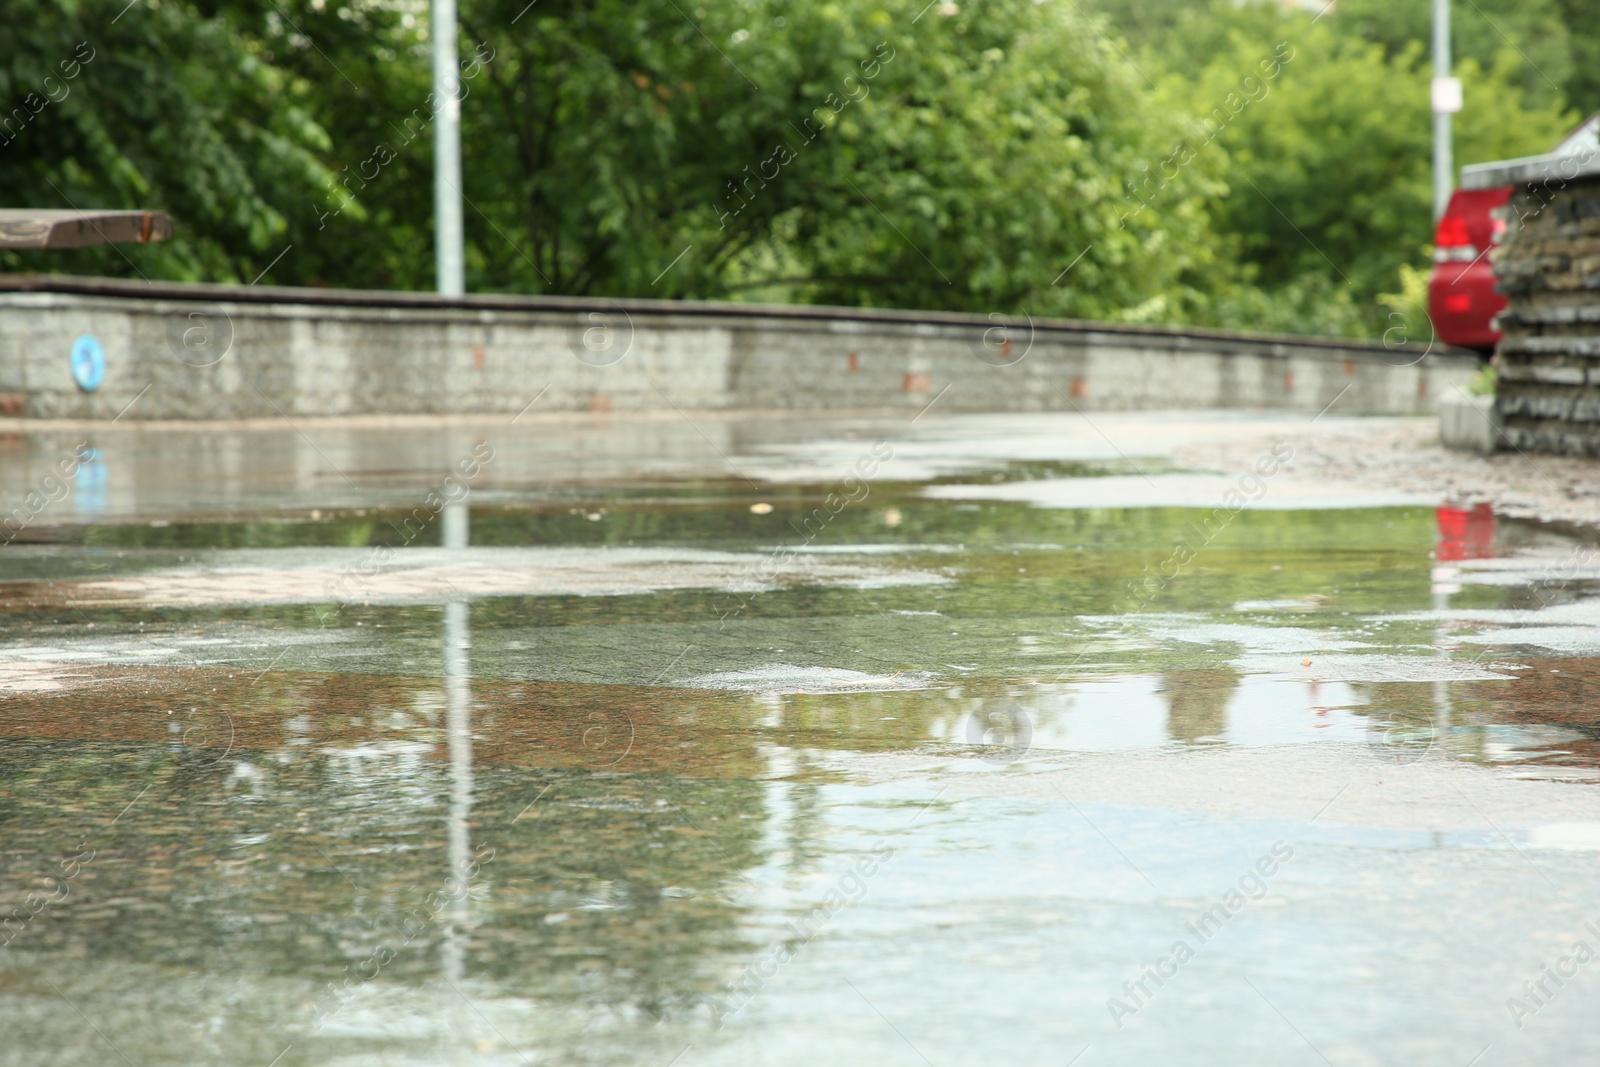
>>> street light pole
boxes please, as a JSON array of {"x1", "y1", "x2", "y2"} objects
[
  {"x1": 1431, "y1": 0, "x2": 1460, "y2": 221},
  {"x1": 433, "y1": 0, "x2": 465, "y2": 295}
]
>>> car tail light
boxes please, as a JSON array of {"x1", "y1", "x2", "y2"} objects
[
  {"x1": 1434, "y1": 212, "x2": 1478, "y2": 262},
  {"x1": 1443, "y1": 293, "x2": 1472, "y2": 313}
]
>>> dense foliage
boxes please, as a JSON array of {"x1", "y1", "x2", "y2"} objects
[
  {"x1": 0, "y1": 0, "x2": 1589, "y2": 335},
  {"x1": 0, "y1": 0, "x2": 338, "y2": 281}
]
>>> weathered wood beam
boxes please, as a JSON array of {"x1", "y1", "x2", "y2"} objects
[{"x1": 0, "y1": 209, "x2": 174, "y2": 250}]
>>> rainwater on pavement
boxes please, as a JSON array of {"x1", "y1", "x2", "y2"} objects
[{"x1": 3, "y1": 411, "x2": 1598, "y2": 1066}]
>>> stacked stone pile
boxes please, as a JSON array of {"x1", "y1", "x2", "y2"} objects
[{"x1": 1492, "y1": 179, "x2": 1600, "y2": 455}]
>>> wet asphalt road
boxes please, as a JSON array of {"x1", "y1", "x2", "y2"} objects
[{"x1": 3, "y1": 410, "x2": 1599, "y2": 1066}]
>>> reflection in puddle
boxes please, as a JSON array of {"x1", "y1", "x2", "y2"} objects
[{"x1": 4, "y1": 424, "x2": 1600, "y2": 1063}]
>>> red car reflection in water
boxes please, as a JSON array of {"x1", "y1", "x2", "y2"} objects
[
  {"x1": 1436, "y1": 502, "x2": 1496, "y2": 562},
  {"x1": 1427, "y1": 187, "x2": 1512, "y2": 354}
]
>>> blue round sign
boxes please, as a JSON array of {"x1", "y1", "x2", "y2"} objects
[{"x1": 70, "y1": 334, "x2": 105, "y2": 392}]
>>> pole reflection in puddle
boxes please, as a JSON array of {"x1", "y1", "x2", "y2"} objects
[
  {"x1": 441, "y1": 501, "x2": 473, "y2": 996},
  {"x1": 441, "y1": 597, "x2": 473, "y2": 987}
]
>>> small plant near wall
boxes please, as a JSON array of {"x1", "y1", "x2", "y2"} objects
[{"x1": 1468, "y1": 361, "x2": 1498, "y2": 396}]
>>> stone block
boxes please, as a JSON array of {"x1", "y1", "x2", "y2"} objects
[{"x1": 1440, "y1": 392, "x2": 1500, "y2": 455}]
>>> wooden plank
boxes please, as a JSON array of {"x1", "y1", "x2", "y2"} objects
[{"x1": 0, "y1": 209, "x2": 174, "y2": 250}]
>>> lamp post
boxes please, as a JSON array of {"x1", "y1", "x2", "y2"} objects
[
  {"x1": 433, "y1": 0, "x2": 465, "y2": 295},
  {"x1": 1431, "y1": 0, "x2": 1461, "y2": 221}
]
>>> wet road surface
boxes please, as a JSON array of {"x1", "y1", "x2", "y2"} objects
[{"x1": 3, "y1": 411, "x2": 1599, "y2": 1066}]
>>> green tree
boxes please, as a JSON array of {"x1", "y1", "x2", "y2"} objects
[
  {"x1": 193, "y1": 0, "x2": 437, "y2": 290},
  {"x1": 1202, "y1": 24, "x2": 1573, "y2": 333},
  {"x1": 444, "y1": 0, "x2": 1224, "y2": 319},
  {"x1": 1336, "y1": 0, "x2": 1574, "y2": 112},
  {"x1": 769, "y1": 0, "x2": 1230, "y2": 319},
  {"x1": 1098, "y1": 2, "x2": 1574, "y2": 335},
  {"x1": 8, "y1": 0, "x2": 1576, "y2": 340},
  {"x1": 1549, "y1": 0, "x2": 1600, "y2": 115},
  {"x1": 0, "y1": 0, "x2": 337, "y2": 282},
  {"x1": 1090, "y1": 0, "x2": 1578, "y2": 113}
]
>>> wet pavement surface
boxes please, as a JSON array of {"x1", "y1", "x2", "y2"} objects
[{"x1": 3, "y1": 410, "x2": 1600, "y2": 1066}]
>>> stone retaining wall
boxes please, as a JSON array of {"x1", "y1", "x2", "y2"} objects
[{"x1": 0, "y1": 275, "x2": 1472, "y2": 420}]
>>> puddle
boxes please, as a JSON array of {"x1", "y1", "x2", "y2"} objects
[
  {"x1": 673, "y1": 665, "x2": 941, "y2": 694},
  {"x1": 922, "y1": 471, "x2": 1425, "y2": 510},
  {"x1": 3, "y1": 413, "x2": 1600, "y2": 1063},
  {"x1": 30, "y1": 546, "x2": 951, "y2": 609}
]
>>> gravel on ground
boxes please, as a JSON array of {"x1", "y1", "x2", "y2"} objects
[{"x1": 1173, "y1": 417, "x2": 1600, "y2": 531}]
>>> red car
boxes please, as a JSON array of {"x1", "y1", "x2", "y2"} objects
[
  {"x1": 1427, "y1": 185, "x2": 1511, "y2": 353},
  {"x1": 1431, "y1": 113, "x2": 1600, "y2": 352}
]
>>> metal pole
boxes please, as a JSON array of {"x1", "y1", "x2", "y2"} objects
[
  {"x1": 1432, "y1": 0, "x2": 1454, "y2": 221},
  {"x1": 433, "y1": 0, "x2": 465, "y2": 295}
]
